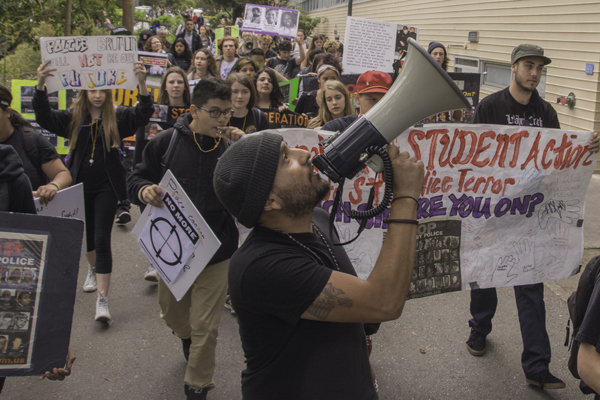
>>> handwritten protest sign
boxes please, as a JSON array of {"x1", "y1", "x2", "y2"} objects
[
  {"x1": 343, "y1": 17, "x2": 397, "y2": 74},
  {"x1": 34, "y1": 183, "x2": 86, "y2": 256},
  {"x1": 40, "y1": 36, "x2": 138, "y2": 93},
  {"x1": 132, "y1": 171, "x2": 221, "y2": 300},
  {"x1": 242, "y1": 4, "x2": 300, "y2": 39},
  {"x1": 281, "y1": 125, "x2": 595, "y2": 297}
]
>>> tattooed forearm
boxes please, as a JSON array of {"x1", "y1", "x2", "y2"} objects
[{"x1": 306, "y1": 282, "x2": 353, "y2": 320}]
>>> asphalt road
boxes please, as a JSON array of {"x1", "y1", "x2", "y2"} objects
[{"x1": 4, "y1": 173, "x2": 600, "y2": 400}]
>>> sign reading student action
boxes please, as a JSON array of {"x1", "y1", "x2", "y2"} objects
[
  {"x1": 280, "y1": 125, "x2": 595, "y2": 297},
  {"x1": 40, "y1": 36, "x2": 138, "y2": 93}
]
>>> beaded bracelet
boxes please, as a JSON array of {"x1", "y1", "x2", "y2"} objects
[{"x1": 383, "y1": 219, "x2": 418, "y2": 225}]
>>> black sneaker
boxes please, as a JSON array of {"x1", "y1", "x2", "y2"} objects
[
  {"x1": 182, "y1": 337, "x2": 192, "y2": 361},
  {"x1": 185, "y1": 384, "x2": 207, "y2": 400},
  {"x1": 115, "y1": 210, "x2": 131, "y2": 224},
  {"x1": 466, "y1": 328, "x2": 487, "y2": 356},
  {"x1": 525, "y1": 370, "x2": 566, "y2": 389}
]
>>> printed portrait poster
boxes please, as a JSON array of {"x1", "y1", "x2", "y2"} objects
[
  {"x1": 395, "y1": 24, "x2": 418, "y2": 58},
  {"x1": 0, "y1": 213, "x2": 83, "y2": 376},
  {"x1": 277, "y1": 126, "x2": 596, "y2": 298},
  {"x1": 40, "y1": 36, "x2": 139, "y2": 93},
  {"x1": 242, "y1": 4, "x2": 299, "y2": 38},
  {"x1": 138, "y1": 51, "x2": 169, "y2": 88}
]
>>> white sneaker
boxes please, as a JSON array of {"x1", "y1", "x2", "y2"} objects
[
  {"x1": 83, "y1": 265, "x2": 97, "y2": 292},
  {"x1": 144, "y1": 265, "x2": 159, "y2": 282},
  {"x1": 95, "y1": 293, "x2": 111, "y2": 322}
]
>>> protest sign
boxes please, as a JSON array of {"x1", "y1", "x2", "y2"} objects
[
  {"x1": 0, "y1": 213, "x2": 83, "y2": 376},
  {"x1": 132, "y1": 170, "x2": 221, "y2": 300},
  {"x1": 343, "y1": 17, "x2": 397, "y2": 74},
  {"x1": 214, "y1": 26, "x2": 240, "y2": 56},
  {"x1": 394, "y1": 24, "x2": 418, "y2": 58},
  {"x1": 279, "y1": 78, "x2": 299, "y2": 112},
  {"x1": 242, "y1": 4, "x2": 300, "y2": 39},
  {"x1": 34, "y1": 183, "x2": 86, "y2": 255},
  {"x1": 263, "y1": 109, "x2": 309, "y2": 128},
  {"x1": 40, "y1": 36, "x2": 138, "y2": 93},
  {"x1": 280, "y1": 125, "x2": 595, "y2": 296},
  {"x1": 11, "y1": 80, "x2": 70, "y2": 155},
  {"x1": 138, "y1": 51, "x2": 169, "y2": 88}
]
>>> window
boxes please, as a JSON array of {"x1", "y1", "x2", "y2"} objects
[
  {"x1": 483, "y1": 62, "x2": 512, "y2": 89},
  {"x1": 454, "y1": 56, "x2": 480, "y2": 74}
]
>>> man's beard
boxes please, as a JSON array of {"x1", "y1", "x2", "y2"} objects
[
  {"x1": 515, "y1": 72, "x2": 536, "y2": 93},
  {"x1": 274, "y1": 174, "x2": 329, "y2": 219}
]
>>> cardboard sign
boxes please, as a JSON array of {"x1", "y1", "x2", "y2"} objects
[
  {"x1": 40, "y1": 36, "x2": 138, "y2": 92},
  {"x1": 132, "y1": 171, "x2": 221, "y2": 301},
  {"x1": 241, "y1": 4, "x2": 300, "y2": 39}
]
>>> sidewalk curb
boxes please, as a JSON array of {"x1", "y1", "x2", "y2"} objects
[{"x1": 545, "y1": 281, "x2": 571, "y2": 304}]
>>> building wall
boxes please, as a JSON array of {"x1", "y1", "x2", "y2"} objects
[{"x1": 305, "y1": 0, "x2": 600, "y2": 133}]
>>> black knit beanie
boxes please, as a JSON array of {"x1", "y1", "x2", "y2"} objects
[
  {"x1": 427, "y1": 41, "x2": 447, "y2": 57},
  {"x1": 214, "y1": 131, "x2": 284, "y2": 228}
]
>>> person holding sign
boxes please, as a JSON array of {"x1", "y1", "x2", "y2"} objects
[
  {"x1": 0, "y1": 86, "x2": 72, "y2": 206},
  {"x1": 225, "y1": 73, "x2": 269, "y2": 134},
  {"x1": 213, "y1": 131, "x2": 424, "y2": 399},
  {"x1": 128, "y1": 78, "x2": 243, "y2": 400},
  {"x1": 465, "y1": 43, "x2": 600, "y2": 390},
  {"x1": 33, "y1": 59, "x2": 154, "y2": 323}
]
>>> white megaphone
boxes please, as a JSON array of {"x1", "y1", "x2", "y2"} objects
[{"x1": 313, "y1": 38, "x2": 471, "y2": 183}]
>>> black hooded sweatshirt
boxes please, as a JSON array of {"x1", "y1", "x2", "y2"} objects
[{"x1": 0, "y1": 144, "x2": 36, "y2": 214}]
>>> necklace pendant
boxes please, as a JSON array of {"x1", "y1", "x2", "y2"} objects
[{"x1": 89, "y1": 158, "x2": 94, "y2": 166}]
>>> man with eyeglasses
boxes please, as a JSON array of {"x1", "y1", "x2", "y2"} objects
[{"x1": 128, "y1": 78, "x2": 244, "y2": 400}]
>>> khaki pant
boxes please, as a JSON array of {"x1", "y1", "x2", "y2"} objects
[{"x1": 158, "y1": 259, "x2": 229, "y2": 390}]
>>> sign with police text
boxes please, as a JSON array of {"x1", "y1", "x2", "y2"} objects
[
  {"x1": 40, "y1": 36, "x2": 138, "y2": 93},
  {"x1": 281, "y1": 124, "x2": 595, "y2": 295}
]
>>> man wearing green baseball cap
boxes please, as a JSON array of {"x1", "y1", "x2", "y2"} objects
[{"x1": 466, "y1": 44, "x2": 600, "y2": 390}]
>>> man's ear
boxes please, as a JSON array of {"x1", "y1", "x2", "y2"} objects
[
  {"x1": 263, "y1": 191, "x2": 282, "y2": 212},
  {"x1": 354, "y1": 93, "x2": 361, "y2": 108}
]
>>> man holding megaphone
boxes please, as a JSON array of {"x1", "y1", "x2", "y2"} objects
[{"x1": 214, "y1": 131, "x2": 424, "y2": 399}]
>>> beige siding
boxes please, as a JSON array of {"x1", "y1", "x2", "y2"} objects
[{"x1": 307, "y1": 0, "x2": 600, "y2": 133}]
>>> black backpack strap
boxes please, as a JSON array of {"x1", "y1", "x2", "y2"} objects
[
  {"x1": 160, "y1": 129, "x2": 179, "y2": 177},
  {"x1": 20, "y1": 127, "x2": 45, "y2": 182}
]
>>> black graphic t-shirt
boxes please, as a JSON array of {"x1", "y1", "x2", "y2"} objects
[
  {"x1": 229, "y1": 108, "x2": 269, "y2": 134},
  {"x1": 473, "y1": 87, "x2": 560, "y2": 129},
  {"x1": 266, "y1": 56, "x2": 296, "y2": 79}
]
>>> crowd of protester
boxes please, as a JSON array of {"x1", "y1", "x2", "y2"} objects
[{"x1": 1, "y1": 7, "x2": 600, "y2": 400}]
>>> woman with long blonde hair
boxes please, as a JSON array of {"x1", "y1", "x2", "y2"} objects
[
  {"x1": 33, "y1": 60, "x2": 154, "y2": 324},
  {"x1": 307, "y1": 80, "x2": 354, "y2": 129}
]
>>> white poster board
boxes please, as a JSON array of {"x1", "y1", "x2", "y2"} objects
[
  {"x1": 343, "y1": 17, "x2": 396, "y2": 74},
  {"x1": 40, "y1": 36, "x2": 138, "y2": 93},
  {"x1": 281, "y1": 125, "x2": 595, "y2": 294},
  {"x1": 34, "y1": 183, "x2": 86, "y2": 256},
  {"x1": 132, "y1": 170, "x2": 221, "y2": 301}
]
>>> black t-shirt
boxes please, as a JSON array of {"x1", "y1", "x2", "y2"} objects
[
  {"x1": 76, "y1": 119, "x2": 111, "y2": 192},
  {"x1": 1, "y1": 127, "x2": 59, "y2": 190},
  {"x1": 322, "y1": 114, "x2": 359, "y2": 132},
  {"x1": 575, "y1": 271, "x2": 600, "y2": 395},
  {"x1": 266, "y1": 56, "x2": 296, "y2": 79},
  {"x1": 264, "y1": 49, "x2": 277, "y2": 59},
  {"x1": 229, "y1": 108, "x2": 269, "y2": 134},
  {"x1": 294, "y1": 90, "x2": 319, "y2": 118},
  {"x1": 229, "y1": 208, "x2": 377, "y2": 400},
  {"x1": 473, "y1": 87, "x2": 560, "y2": 128}
]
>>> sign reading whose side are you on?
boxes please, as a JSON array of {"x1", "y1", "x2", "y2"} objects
[{"x1": 40, "y1": 36, "x2": 138, "y2": 93}]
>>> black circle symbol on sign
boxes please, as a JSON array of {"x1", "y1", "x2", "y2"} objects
[{"x1": 149, "y1": 217, "x2": 183, "y2": 266}]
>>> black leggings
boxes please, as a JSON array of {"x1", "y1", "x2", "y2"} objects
[{"x1": 84, "y1": 189, "x2": 118, "y2": 274}]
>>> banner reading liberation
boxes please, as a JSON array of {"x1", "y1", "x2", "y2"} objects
[{"x1": 281, "y1": 124, "x2": 595, "y2": 297}]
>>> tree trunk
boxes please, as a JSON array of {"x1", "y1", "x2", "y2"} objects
[
  {"x1": 122, "y1": 0, "x2": 134, "y2": 33},
  {"x1": 65, "y1": 0, "x2": 72, "y2": 35}
]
